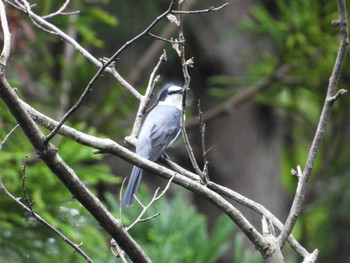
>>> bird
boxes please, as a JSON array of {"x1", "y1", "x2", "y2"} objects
[{"x1": 121, "y1": 84, "x2": 186, "y2": 208}]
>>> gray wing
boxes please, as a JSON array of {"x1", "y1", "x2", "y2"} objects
[{"x1": 136, "y1": 105, "x2": 181, "y2": 161}]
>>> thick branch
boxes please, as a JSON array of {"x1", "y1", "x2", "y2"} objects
[
  {"x1": 19, "y1": 97, "x2": 268, "y2": 253},
  {"x1": 0, "y1": 3, "x2": 150, "y2": 261},
  {"x1": 20, "y1": 98, "x2": 318, "y2": 259},
  {"x1": 0, "y1": 74, "x2": 151, "y2": 263}
]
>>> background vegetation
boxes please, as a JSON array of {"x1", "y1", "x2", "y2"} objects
[{"x1": 0, "y1": 0, "x2": 349, "y2": 262}]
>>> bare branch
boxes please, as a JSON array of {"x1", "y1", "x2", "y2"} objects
[
  {"x1": 0, "y1": 0, "x2": 11, "y2": 65},
  {"x1": 147, "y1": 32, "x2": 184, "y2": 44},
  {"x1": 9, "y1": 0, "x2": 139, "y2": 97},
  {"x1": 126, "y1": 175, "x2": 174, "y2": 231},
  {"x1": 20, "y1": 94, "x2": 316, "y2": 259},
  {"x1": 206, "y1": 181, "x2": 311, "y2": 258},
  {"x1": 20, "y1": 96, "x2": 267, "y2": 254},
  {"x1": 45, "y1": 0, "x2": 177, "y2": 142},
  {"x1": 0, "y1": 179, "x2": 94, "y2": 263},
  {"x1": 127, "y1": 0, "x2": 196, "y2": 84},
  {"x1": 176, "y1": 3, "x2": 208, "y2": 183},
  {"x1": 125, "y1": 50, "x2": 167, "y2": 145},
  {"x1": 171, "y1": 3, "x2": 228, "y2": 15},
  {"x1": 197, "y1": 100, "x2": 211, "y2": 177},
  {"x1": 0, "y1": 4, "x2": 150, "y2": 258},
  {"x1": 278, "y1": 0, "x2": 349, "y2": 249},
  {"x1": 0, "y1": 124, "x2": 19, "y2": 151},
  {"x1": 327, "y1": 88, "x2": 348, "y2": 103},
  {"x1": 42, "y1": 0, "x2": 79, "y2": 19}
]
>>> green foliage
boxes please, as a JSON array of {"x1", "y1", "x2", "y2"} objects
[
  {"x1": 240, "y1": 0, "x2": 350, "y2": 261},
  {"x1": 108, "y1": 189, "x2": 235, "y2": 263},
  {"x1": 0, "y1": 106, "x2": 118, "y2": 262}
]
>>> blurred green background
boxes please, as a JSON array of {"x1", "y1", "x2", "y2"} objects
[{"x1": 1, "y1": 0, "x2": 350, "y2": 262}]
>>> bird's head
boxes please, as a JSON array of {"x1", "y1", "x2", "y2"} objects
[{"x1": 157, "y1": 84, "x2": 189, "y2": 109}]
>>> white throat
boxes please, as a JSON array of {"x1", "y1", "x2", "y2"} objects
[{"x1": 158, "y1": 94, "x2": 183, "y2": 110}]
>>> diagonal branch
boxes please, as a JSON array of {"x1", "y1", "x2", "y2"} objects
[
  {"x1": 278, "y1": 0, "x2": 349, "y2": 248},
  {"x1": 20, "y1": 94, "x2": 317, "y2": 260},
  {"x1": 0, "y1": 3, "x2": 150, "y2": 261},
  {"x1": 19, "y1": 96, "x2": 268, "y2": 254},
  {"x1": 0, "y1": 124, "x2": 19, "y2": 151},
  {"x1": 44, "y1": 0, "x2": 177, "y2": 142},
  {"x1": 0, "y1": 179, "x2": 94, "y2": 263},
  {"x1": 125, "y1": 50, "x2": 167, "y2": 145},
  {"x1": 42, "y1": 0, "x2": 79, "y2": 19},
  {"x1": 171, "y1": 3, "x2": 228, "y2": 15},
  {"x1": 9, "y1": 0, "x2": 139, "y2": 98}
]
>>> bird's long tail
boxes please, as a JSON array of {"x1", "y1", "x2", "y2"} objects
[{"x1": 121, "y1": 166, "x2": 143, "y2": 209}]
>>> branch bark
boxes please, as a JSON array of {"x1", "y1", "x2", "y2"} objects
[
  {"x1": 278, "y1": 0, "x2": 349, "y2": 249},
  {"x1": 20, "y1": 97, "x2": 319, "y2": 260},
  {"x1": 0, "y1": 2, "x2": 150, "y2": 262}
]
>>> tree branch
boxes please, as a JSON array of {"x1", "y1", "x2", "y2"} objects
[
  {"x1": 0, "y1": 124, "x2": 19, "y2": 151},
  {"x1": 278, "y1": 0, "x2": 349, "y2": 249},
  {"x1": 126, "y1": 175, "x2": 174, "y2": 231},
  {"x1": 0, "y1": 3, "x2": 150, "y2": 261},
  {"x1": 44, "y1": 0, "x2": 177, "y2": 142},
  {"x1": 171, "y1": 3, "x2": 228, "y2": 15},
  {"x1": 0, "y1": 179, "x2": 94, "y2": 263},
  {"x1": 19, "y1": 96, "x2": 268, "y2": 254},
  {"x1": 125, "y1": 51, "x2": 167, "y2": 145},
  {"x1": 19, "y1": 97, "x2": 318, "y2": 260},
  {"x1": 42, "y1": 0, "x2": 79, "y2": 19}
]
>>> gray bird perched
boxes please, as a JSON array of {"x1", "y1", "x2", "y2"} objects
[{"x1": 121, "y1": 84, "x2": 186, "y2": 208}]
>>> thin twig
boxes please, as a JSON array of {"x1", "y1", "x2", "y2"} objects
[
  {"x1": 42, "y1": 0, "x2": 79, "y2": 19},
  {"x1": 0, "y1": 6, "x2": 150, "y2": 260},
  {"x1": 0, "y1": 179, "x2": 94, "y2": 262},
  {"x1": 197, "y1": 100, "x2": 211, "y2": 178},
  {"x1": 147, "y1": 32, "x2": 184, "y2": 44},
  {"x1": 171, "y1": 3, "x2": 228, "y2": 15},
  {"x1": 0, "y1": 124, "x2": 19, "y2": 151},
  {"x1": 125, "y1": 50, "x2": 167, "y2": 145},
  {"x1": 110, "y1": 239, "x2": 128, "y2": 263},
  {"x1": 126, "y1": 175, "x2": 175, "y2": 231},
  {"x1": 20, "y1": 96, "x2": 314, "y2": 259},
  {"x1": 177, "y1": 3, "x2": 208, "y2": 183},
  {"x1": 127, "y1": 0, "x2": 197, "y2": 84},
  {"x1": 21, "y1": 156, "x2": 34, "y2": 208},
  {"x1": 278, "y1": 0, "x2": 349, "y2": 249},
  {"x1": 45, "y1": 0, "x2": 177, "y2": 142},
  {"x1": 12, "y1": 0, "x2": 139, "y2": 99}
]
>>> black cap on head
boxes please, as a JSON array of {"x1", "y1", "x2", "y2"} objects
[{"x1": 157, "y1": 84, "x2": 183, "y2": 101}]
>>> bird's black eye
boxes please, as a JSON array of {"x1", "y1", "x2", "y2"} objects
[
  {"x1": 157, "y1": 84, "x2": 183, "y2": 101},
  {"x1": 158, "y1": 88, "x2": 168, "y2": 101},
  {"x1": 167, "y1": 89, "x2": 181, "y2": 95}
]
